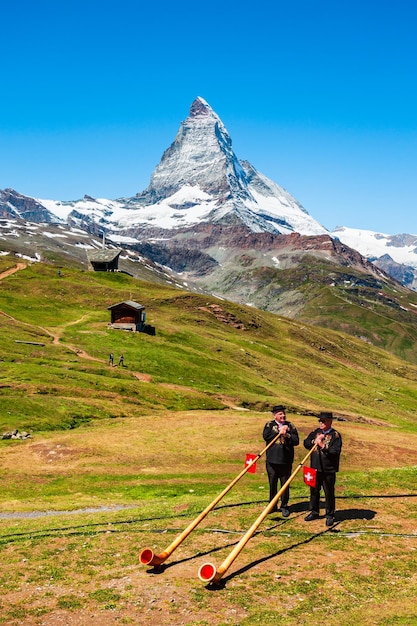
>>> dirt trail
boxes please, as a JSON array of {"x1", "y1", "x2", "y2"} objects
[
  {"x1": 0, "y1": 262, "x2": 124, "y2": 364},
  {"x1": 0, "y1": 261, "x2": 27, "y2": 280}
]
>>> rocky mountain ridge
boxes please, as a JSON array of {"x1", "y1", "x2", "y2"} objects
[
  {"x1": 1, "y1": 97, "x2": 416, "y2": 290},
  {"x1": 0, "y1": 188, "x2": 62, "y2": 223}
]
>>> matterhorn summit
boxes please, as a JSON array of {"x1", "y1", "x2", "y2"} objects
[
  {"x1": 27, "y1": 97, "x2": 328, "y2": 238},
  {"x1": 136, "y1": 96, "x2": 247, "y2": 202},
  {"x1": 123, "y1": 96, "x2": 328, "y2": 236}
]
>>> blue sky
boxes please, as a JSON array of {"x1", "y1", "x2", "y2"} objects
[{"x1": 1, "y1": 0, "x2": 416, "y2": 234}]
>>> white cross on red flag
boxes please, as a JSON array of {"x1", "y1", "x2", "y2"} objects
[
  {"x1": 303, "y1": 466, "x2": 317, "y2": 487},
  {"x1": 245, "y1": 453, "x2": 257, "y2": 473}
]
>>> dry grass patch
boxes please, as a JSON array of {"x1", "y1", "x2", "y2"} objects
[{"x1": 0, "y1": 410, "x2": 417, "y2": 625}]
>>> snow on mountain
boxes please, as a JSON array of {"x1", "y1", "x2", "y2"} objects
[
  {"x1": 332, "y1": 226, "x2": 417, "y2": 268},
  {"x1": 38, "y1": 196, "x2": 123, "y2": 223},
  {"x1": 38, "y1": 191, "x2": 218, "y2": 233},
  {"x1": 240, "y1": 160, "x2": 327, "y2": 235}
]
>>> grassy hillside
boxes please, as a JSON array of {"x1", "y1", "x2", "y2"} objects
[
  {"x1": 1, "y1": 257, "x2": 417, "y2": 432},
  {"x1": 199, "y1": 253, "x2": 417, "y2": 365},
  {"x1": 1, "y1": 256, "x2": 417, "y2": 435}
]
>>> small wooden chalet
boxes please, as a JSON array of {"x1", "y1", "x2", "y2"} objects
[
  {"x1": 108, "y1": 300, "x2": 146, "y2": 332},
  {"x1": 88, "y1": 248, "x2": 121, "y2": 272}
]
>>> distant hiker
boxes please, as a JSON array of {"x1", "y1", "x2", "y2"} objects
[
  {"x1": 109, "y1": 353, "x2": 114, "y2": 366},
  {"x1": 263, "y1": 405, "x2": 299, "y2": 518},
  {"x1": 118, "y1": 354, "x2": 124, "y2": 367},
  {"x1": 303, "y1": 412, "x2": 342, "y2": 527}
]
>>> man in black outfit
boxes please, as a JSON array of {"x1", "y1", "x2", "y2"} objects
[
  {"x1": 303, "y1": 411, "x2": 342, "y2": 526},
  {"x1": 263, "y1": 405, "x2": 299, "y2": 517}
]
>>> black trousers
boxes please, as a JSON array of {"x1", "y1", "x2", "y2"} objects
[
  {"x1": 266, "y1": 461, "x2": 292, "y2": 508},
  {"x1": 309, "y1": 471, "x2": 336, "y2": 517}
]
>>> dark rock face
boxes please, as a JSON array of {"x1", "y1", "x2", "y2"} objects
[
  {"x1": 134, "y1": 96, "x2": 249, "y2": 205},
  {"x1": 0, "y1": 189, "x2": 60, "y2": 223},
  {"x1": 374, "y1": 254, "x2": 416, "y2": 288},
  {"x1": 128, "y1": 241, "x2": 218, "y2": 276}
]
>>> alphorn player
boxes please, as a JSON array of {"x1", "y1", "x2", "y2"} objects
[
  {"x1": 263, "y1": 405, "x2": 299, "y2": 517},
  {"x1": 303, "y1": 411, "x2": 343, "y2": 526}
]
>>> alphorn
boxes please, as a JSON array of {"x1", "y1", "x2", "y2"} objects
[
  {"x1": 139, "y1": 431, "x2": 286, "y2": 567},
  {"x1": 198, "y1": 444, "x2": 318, "y2": 584}
]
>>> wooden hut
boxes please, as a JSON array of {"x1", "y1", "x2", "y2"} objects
[
  {"x1": 108, "y1": 300, "x2": 146, "y2": 332},
  {"x1": 88, "y1": 249, "x2": 121, "y2": 272}
]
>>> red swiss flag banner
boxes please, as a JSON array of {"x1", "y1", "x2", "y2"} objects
[
  {"x1": 245, "y1": 453, "x2": 257, "y2": 474},
  {"x1": 303, "y1": 466, "x2": 317, "y2": 487}
]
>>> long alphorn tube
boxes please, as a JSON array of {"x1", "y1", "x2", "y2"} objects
[
  {"x1": 198, "y1": 444, "x2": 318, "y2": 584},
  {"x1": 139, "y1": 431, "x2": 286, "y2": 567}
]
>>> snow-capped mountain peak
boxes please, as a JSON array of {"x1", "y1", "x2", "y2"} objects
[
  {"x1": 134, "y1": 96, "x2": 253, "y2": 205},
  {"x1": 33, "y1": 97, "x2": 328, "y2": 238}
]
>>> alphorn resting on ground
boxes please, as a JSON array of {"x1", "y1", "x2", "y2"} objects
[
  {"x1": 139, "y1": 430, "x2": 287, "y2": 568},
  {"x1": 198, "y1": 444, "x2": 319, "y2": 585}
]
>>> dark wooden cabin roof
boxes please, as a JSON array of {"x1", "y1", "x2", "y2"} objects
[
  {"x1": 108, "y1": 300, "x2": 145, "y2": 311},
  {"x1": 88, "y1": 249, "x2": 121, "y2": 263}
]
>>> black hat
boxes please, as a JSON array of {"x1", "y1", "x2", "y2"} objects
[
  {"x1": 272, "y1": 405, "x2": 286, "y2": 413},
  {"x1": 318, "y1": 411, "x2": 333, "y2": 421}
]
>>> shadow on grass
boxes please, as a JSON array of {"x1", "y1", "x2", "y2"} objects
[
  {"x1": 206, "y1": 525, "x2": 338, "y2": 590},
  {"x1": 336, "y1": 508, "x2": 376, "y2": 521},
  {"x1": 145, "y1": 540, "x2": 243, "y2": 575},
  {"x1": 289, "y1": 500, "x2": 377, "y2": 521},
  {"x1": 337, "y1": 493, "x2": 417, "y2": 500}
]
